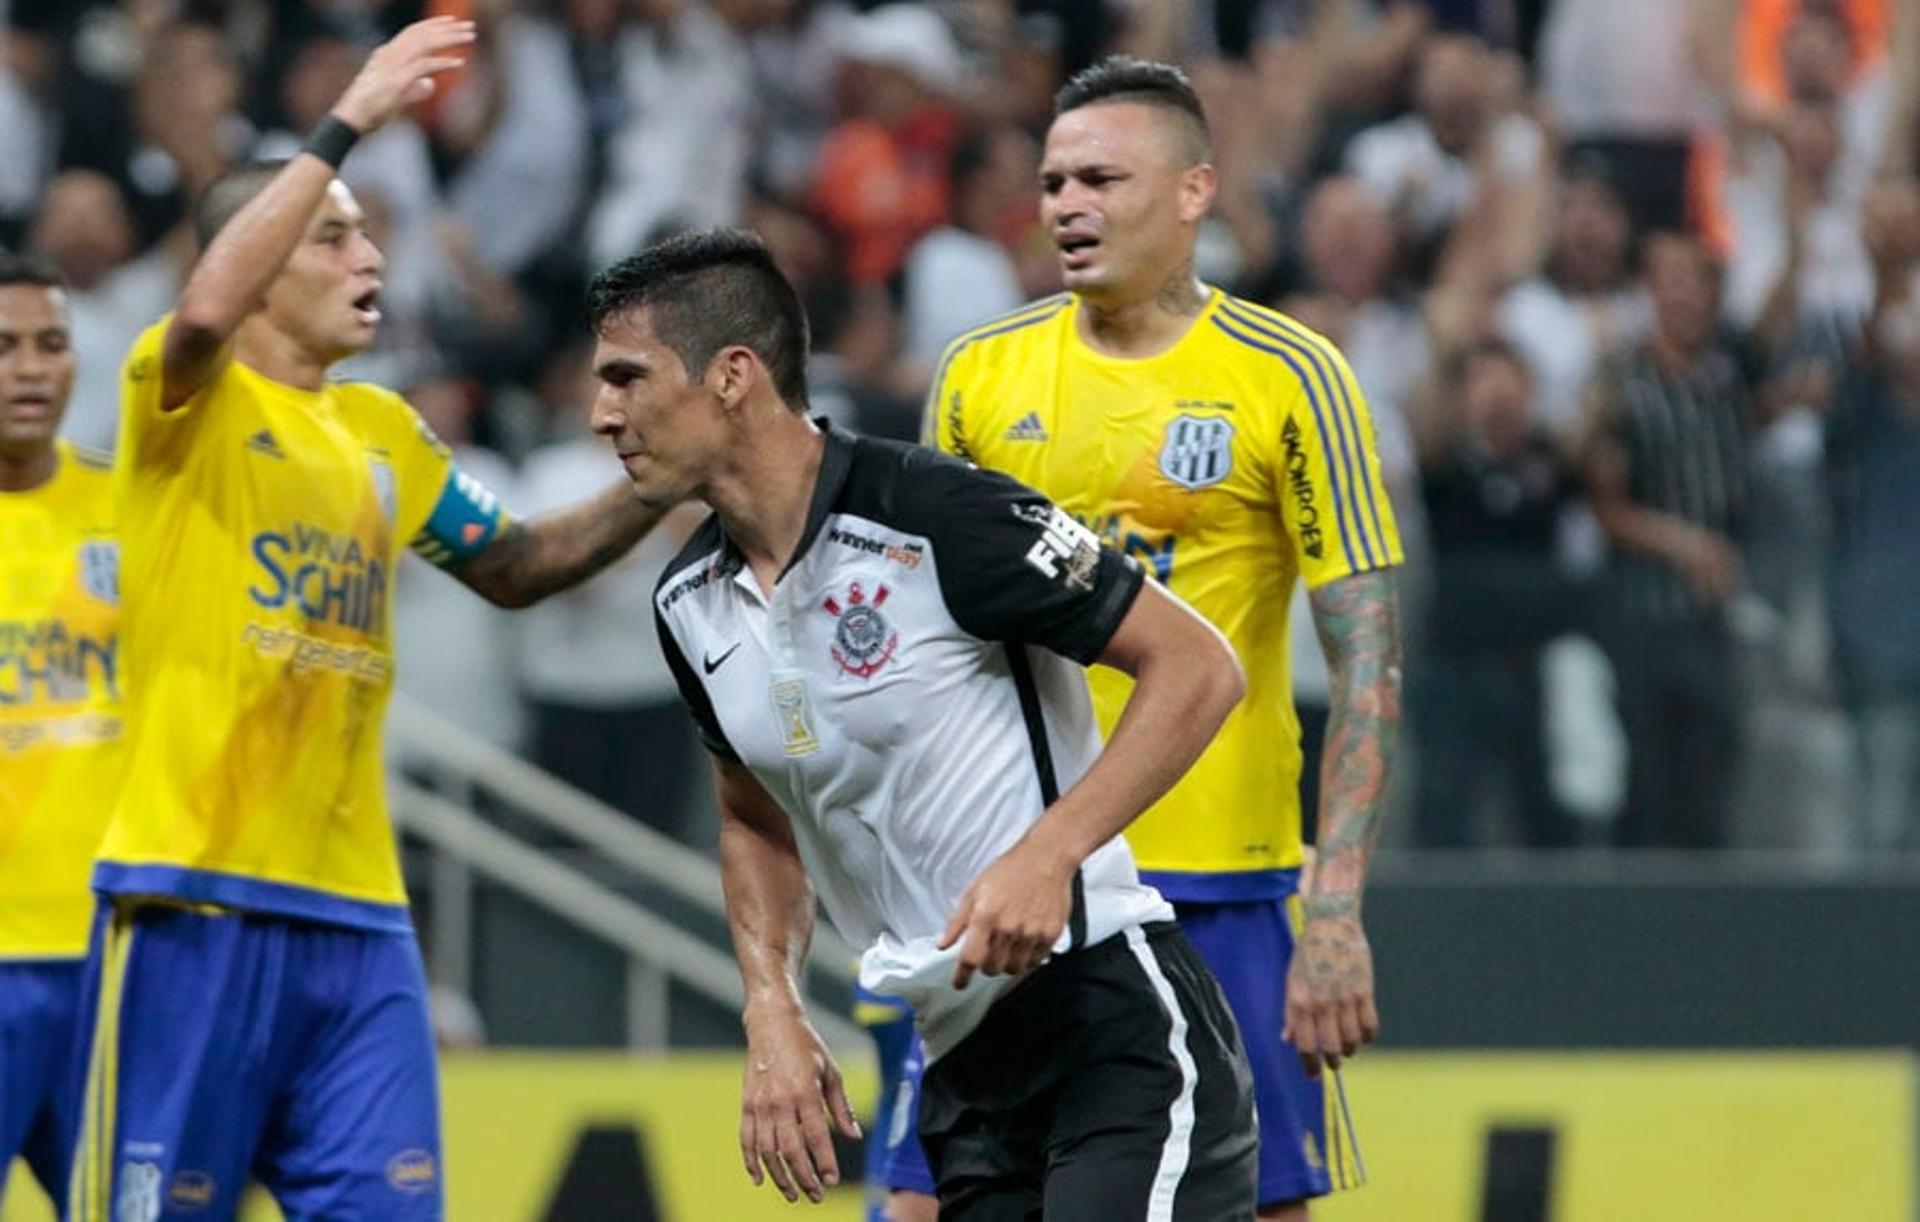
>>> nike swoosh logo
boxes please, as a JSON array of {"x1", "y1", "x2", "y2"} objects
[{"x1": 703, "y1": 643, "x2": 742, "y2": 675}]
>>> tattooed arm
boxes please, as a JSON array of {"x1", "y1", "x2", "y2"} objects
[
  {"x1": 453, "y1": 481, "x2": 666, "y2": 609},
  {"x1": 1284, "y1": 566, "x2": 1403, "y2": 1077}
]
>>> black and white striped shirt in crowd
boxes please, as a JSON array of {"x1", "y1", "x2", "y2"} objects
[
  {"x1": 654, "y1": 425, "x2": 1174, "y2": 1059},
  {"x1": 1594, "y1": 343, "x2": 1754, "y2": 622}
]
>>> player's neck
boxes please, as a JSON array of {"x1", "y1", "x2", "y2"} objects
[
  {"x1": 0, "y1": 443, "x2": 57, "y2": 493},
  {"x1": 233, "y1": 318, "x2": 332, "y2": 392},
  {"x1": 1076, "y1": 270, "x2": 1209, "y2": 359},
  {"x1": 708, "y1": 409, "x2": 826, "y2": 596}
]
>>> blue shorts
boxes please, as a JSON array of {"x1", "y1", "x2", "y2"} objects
[
  {"x1": 0, "y1": 959, "x2": 87, "y2": 1209},
  {"x1": 855, "y1": 987, "x2": 937, "y2": 1207},
  {"x1": 1176, "y1": 896, "x2": 1364, "y2": 1207},
  {"x1": 68, "y1": 900, "x2": 443, "y2": 1221}
]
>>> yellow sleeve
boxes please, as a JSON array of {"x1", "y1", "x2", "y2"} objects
[
  {"x1": 1276, "y1": 341, "x2": 1403, "y2": 589},
  {"x1": 374, "y1": 392, "x2": 510, "y2": 569},
  {"x1": 117, "y1": 317, "x2": 210, "y2": 472},
  {"x1": 922, "y1": 339, "x2": 975, "y2": 460}
]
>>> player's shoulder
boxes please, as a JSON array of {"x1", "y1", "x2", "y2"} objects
[
  {"x1": 846, "y1": 430, "x2": 1032, "y2": 523},
  {"x1": 1205, "y1": 293, "x2": 1362, "y2": 405},
  {"x1": 932, "y1": 294, "x2": 1072, "y2": 374}
]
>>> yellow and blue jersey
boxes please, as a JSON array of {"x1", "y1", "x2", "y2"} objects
[
  {"x1": 0, "y1": 440, "x2": 122, "y2": 958},
  {"x1": 926, "y1": 289, "x2": 1402, "y2": 901},
  {"x1": 94, "y1": 318, "x2": 508, "y2": 931}
]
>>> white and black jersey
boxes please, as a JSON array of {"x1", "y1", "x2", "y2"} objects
[{"x1": 655, "y1": 425, "x2": 1175, "y2": 1057}]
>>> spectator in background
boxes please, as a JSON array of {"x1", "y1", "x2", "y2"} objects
[
  {"x1": 1498, "y1": 160, "x2": 1652, "y2": 441},
  {"x1": 1740, "y1": 0, "x2": 1894, "y2": 203},
  {"x1": 515, "y1": 344, "x2": 702, "y2": 838},
  {"x1": 1343, "y1": 32, "x2": 1547, "y2": 264},
  {"x1": 423, "y1": 0, "x2": 586, "y2": 281},
  {"x1": 900, "y1": 124, "x2": 1033, "y2": 371},
  {"x1": 1582, "y1": 233, "x2": 1753, "y2": 848},
  {"x1": 587, "y1": 0, "x2": 757, "y2": 271},
  {"x1": 0, "y1": 4, "x2": 55, "y2": 246},
  {"x1": 1823, "y1": 180, "x2": 1920, "y2": 850},
  {"x1": 1727, "y1": 99, "x2": 1875, "y2": 355},
  {"x1": 119, "y1": 20, "x2": 253, "y2": 251},
  {"x1": 29, "y1": 169, "x2": 176, "y2": 450},
  {"x1": 810, "y1": 3, "x2": 965, "y2": 284},
  {"x1": 1284, "y1": 175, "x2": 1422, "y2": 501},
  {"x1": 746, "y1": 0, "x2": 859, "y2": 202},
  {"x1": 1417, "y1": 339, "x2": 1582, "y2": 847},
  {"x1": 1536, "y1": 0, "x2": 1710, "y2": 233},
  {"x1": 391, "y1": 373, "x2": 525, "y2": 754}
]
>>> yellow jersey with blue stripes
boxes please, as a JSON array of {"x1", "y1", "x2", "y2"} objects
[
  {"x1": 926, "y1": 289, "x2": 1402, "y2": 900},
  {"x1": 95, "y1": 319, "x2": 509, "y2": 930},
  {"x1": 0, "y1": 440, "x2": 122, "y2": 957}
]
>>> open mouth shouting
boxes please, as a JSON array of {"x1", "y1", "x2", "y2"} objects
[{"x1": 351, "y1": 283, "x2": 383, "y2": 328}]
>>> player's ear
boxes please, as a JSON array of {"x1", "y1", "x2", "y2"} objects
[
  {"x1": 710, "y1": 344, "x2": 758, "y2": 412},
  {"x1": 1178, "y1": 162, "x2": 1217, "y2": 225}
]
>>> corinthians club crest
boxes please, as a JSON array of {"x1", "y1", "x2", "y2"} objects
[{"x1": 823, "y1": 582, "x2": 898, "y2": 678}]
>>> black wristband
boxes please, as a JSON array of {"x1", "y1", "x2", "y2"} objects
[{"x1": 302, "y1": 115, "x2": 362, "y2": 170}]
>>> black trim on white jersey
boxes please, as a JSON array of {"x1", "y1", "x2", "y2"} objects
[
  {"x1": 653, "y1": 423, "x2": 1162, "y2": 1057},
  {"x1": 1006, "y1": 643, "x2": 1088, "y2": 950}
]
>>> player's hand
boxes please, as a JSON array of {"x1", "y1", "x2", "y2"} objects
[
  {"x1": 938, "y1": 840, "x2": 1073, "y2": 988},
  {"x1": 1282, "y1": 910, "x2": 1380, "y2": 1078},
  {"x1": 330, "y1": 17, "x2": 475, "y2": 134},
  {"x1": 740, "y1": 1005, "x2": 861, "y2": 1204}
]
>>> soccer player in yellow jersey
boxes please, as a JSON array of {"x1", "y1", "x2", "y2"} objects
[
  {"x1": 920, "y1": 59, "x2": 1405, "y2": 1221},
  {"x1": 67, "y1": 21, "x2": 672, "y2": 1221},
  {"x1": 0, "y1": 253, "x2": 119, "y2": 1215}
]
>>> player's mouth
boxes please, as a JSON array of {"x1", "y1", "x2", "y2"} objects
[
  {"x1": 2, "y1": 392, "x2": 54, "y2": 421},
  {"x1": 350, "y1": 284, "x2": 382, "y2": 327},
  {"x1": 1056, "y1": 232, "x2": 1101, "y2": 270}
]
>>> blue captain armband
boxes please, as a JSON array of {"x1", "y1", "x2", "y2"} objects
[{"x1": 410, "y1": 466, "x2": 508, "y2": 569}]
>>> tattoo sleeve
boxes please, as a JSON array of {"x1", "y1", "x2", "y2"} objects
[
  {"x1": 1305, "y1": 567, "x2": 1403, "y2": 919},
  {"x1": 454, "y1": 481, "x2": 664, "y2": 609}
]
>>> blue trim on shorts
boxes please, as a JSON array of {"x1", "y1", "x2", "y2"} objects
[
  {"x1": 1177, "y1": 896, "x2": 1339, "y2": 1206},
  {"x1": 92, "y1": 864, "x2": 413, "y2": 934},
  {"x1": 1138, "y1": 866, "x2": 1300, "y2": 903}
]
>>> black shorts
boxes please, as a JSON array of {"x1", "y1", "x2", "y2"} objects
[{"x1": 918, "y1": 922, "x2": 1259, "y2": 1221}]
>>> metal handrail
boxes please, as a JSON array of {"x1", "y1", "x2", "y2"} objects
[
  {"x1": 391, "y1": 777, "x2": 868, "y2": 1051},
  {"x1": 385, "y1": 695, "x2": 861, "y2": 984}
]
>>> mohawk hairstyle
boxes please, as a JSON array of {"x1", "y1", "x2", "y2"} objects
[
  {"x1": 587, "y1": 228, "x2": 811, "y2": 410},
  {"x1": 1053, "y1": 56, "x2": 1212, "y2": 161}
]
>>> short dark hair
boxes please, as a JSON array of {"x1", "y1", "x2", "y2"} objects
[
  {"x1": 1053, "y1": 56, "x2": 1211, "y2": 160},
  {"x1": 194, "y1": 160, "x2": 291, "y2": 249},
  {"x1": 587, "y1": 228, "x2": 811, "y2": 409},
  {"x1": 0, "y1": 250, "x2": 63, "y2": 291}
]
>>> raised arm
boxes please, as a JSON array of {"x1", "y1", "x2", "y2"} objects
[
  {"x1": 451, "y1": 480, "x2": 667, "y2": 608},
  {"x1": 1288, "y1": 565, "x2": 1402, "y2": 1077},
  {"x1": 160, "y1": 18, "x2": 474, "y2": 410},
  {"x1": 715, "y1": 758, "x2": 861, "y2": 1206},
  {"x1": 939, "y1": 579, "x2": 1245, "y2": 987}
]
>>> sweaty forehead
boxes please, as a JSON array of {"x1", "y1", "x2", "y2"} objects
[{"x1": 1044, "y1": 101, "x2": 1197, "y2": 171}]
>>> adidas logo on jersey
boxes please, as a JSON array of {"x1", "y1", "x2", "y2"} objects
[
  {"x1": 1004, "y1": 412, "x2": 1049, "y2": 442},
  {"x1": 246, "y1": 429, "x2": 285, "y2": 459}
]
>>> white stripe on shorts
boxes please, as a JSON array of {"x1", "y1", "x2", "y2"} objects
[{"x1": 1125, "y1": 925, "x2": 1198, "y2": 1222}]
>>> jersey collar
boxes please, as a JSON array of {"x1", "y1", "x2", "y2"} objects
[{"x1": 713, "y1": 417, "x2": 858, "y2": 583}]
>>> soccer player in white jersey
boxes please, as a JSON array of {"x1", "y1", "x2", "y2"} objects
[{"x1": 608, "y1": 228, "x2": 1260, "y2": 1220}]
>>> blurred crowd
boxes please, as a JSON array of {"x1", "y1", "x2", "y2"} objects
[{"x1": 5, "y1": 0, "x2": 1918, "y2": 853}]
